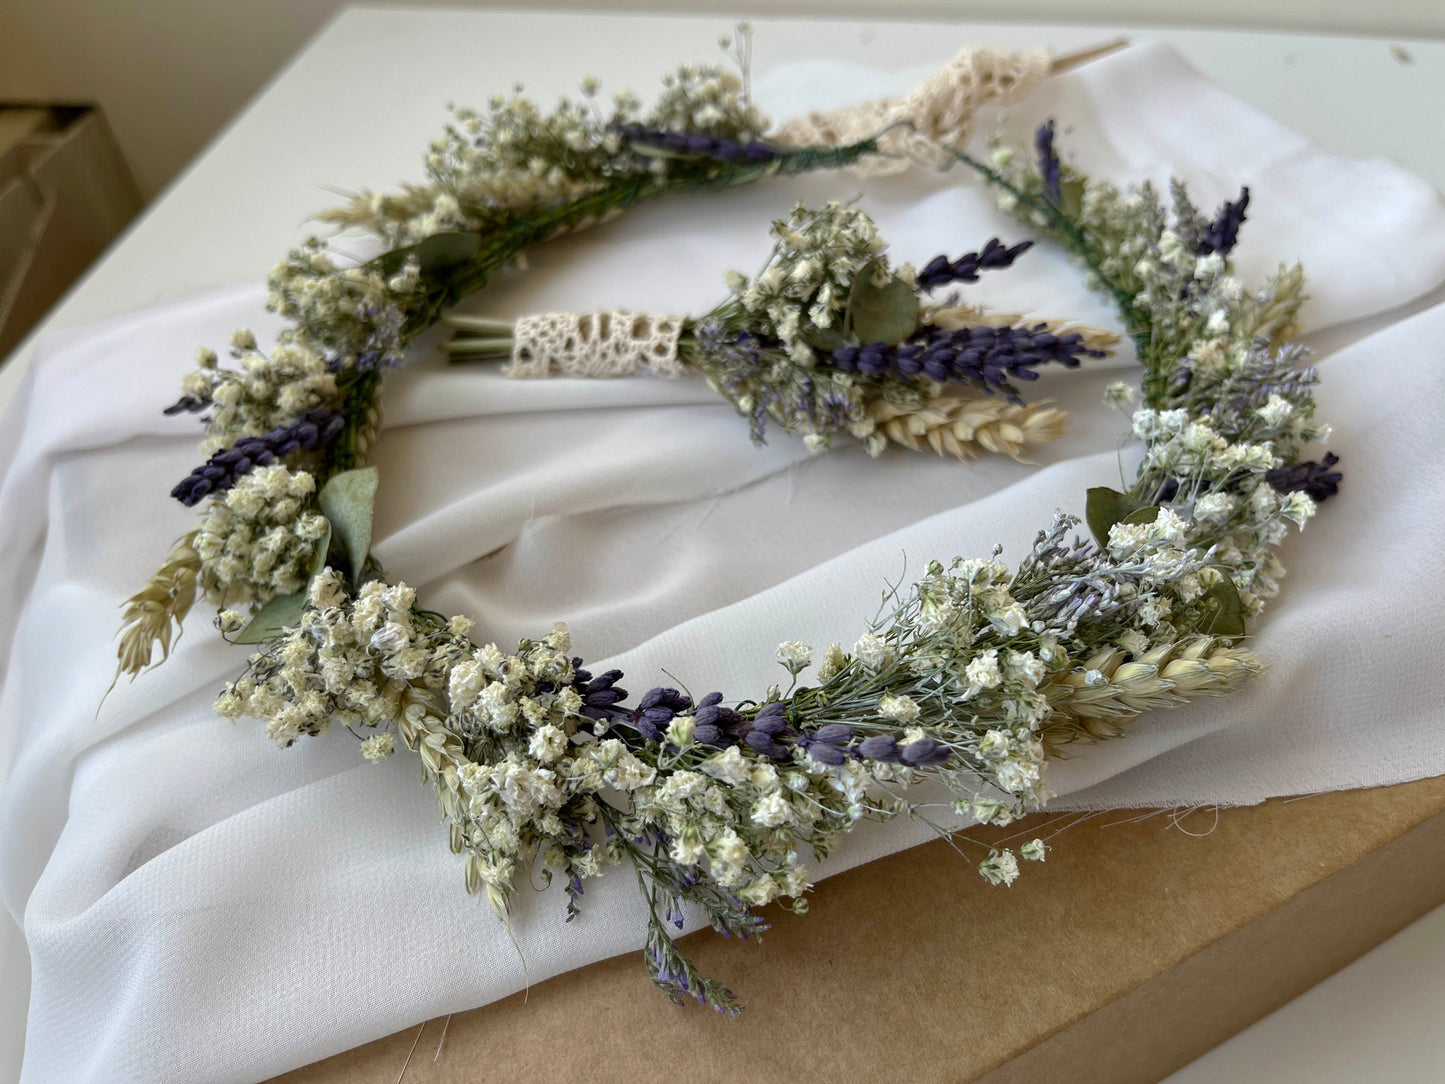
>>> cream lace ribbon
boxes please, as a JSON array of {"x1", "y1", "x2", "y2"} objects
[
  {"x1": 506, "y1": 311, "x2": 688, "y2": 378},
  {"x1": 769, "y1": 45, "x2": 1052, "y2": 176}
]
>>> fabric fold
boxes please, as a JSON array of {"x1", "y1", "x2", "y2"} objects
[{"x1": 2, "y1": 41, "x2": 1445, "y2": 1082}]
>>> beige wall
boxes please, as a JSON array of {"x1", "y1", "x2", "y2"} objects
[{"x1": 2, "y1": 0, "x2": 1442, "y2": 202}]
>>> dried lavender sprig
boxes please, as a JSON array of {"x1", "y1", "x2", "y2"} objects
[
  {"x1": 916, "y1": 237, "x2": 1035, "y2": 291},
  {"x1": 171, "y1": 408, "x2": 345, "y2": 506},
  {"x1": 613, "y1": 122, "x2": 778, "y2": 163},
  {"x1": 829, "y1": 323, "x2": 1105, "y2": 399},
  {"x1": 576, "y1": 665, "x2": 952, "y2": 768},
  {"x1": 1266, "y1": 452, "x2": 1341, "y2": 502},
  {"x1": 1198, "y1": 186, "x2": 1250, "y2": 256},
  {"x1": 1035, "y1": 119, "x2": 1061, "y2": 204}
]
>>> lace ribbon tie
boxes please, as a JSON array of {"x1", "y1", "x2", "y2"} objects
[
  {"x1": 769, "y1": 46, "x2": 1052, "y2": 176},
  {"x1": 506, "y1": 310, "x2": 688, "y2": 378}
]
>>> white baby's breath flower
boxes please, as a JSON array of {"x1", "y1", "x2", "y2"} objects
[
  {"x1": 775, "y1": 640, "x2": 812, "y2": 673},
  {"x1": 528, "y1": 724, "x2": 568, "y2": 764},
  {"x1": 1020, "y1": 838, "x2": 1047, "y2": 862},
  {"x1": 964, "y1": 649, "x2": 1003, "y2": 695},
  {"x1": 751, "y1": 791, "x2": 793, "y2": 828},
  {"x1": 877, "y1": 693, "x2": 920, "y2": 724},
  {"x1": 666, "y1": 714, "x2": 696, "y2": 748},
  {"x1": 815, "y1": 642, "x2": 848, "y2": 682},
  {"x1": 1104, "y1": 381, "x2": 1136, "y2": 409},
  {"x1": 978, "y1": 729, "x2": 1011, "y2": 759},
  {"x1": 361, "y1": 733, "x2": 395, "y2": 762},
  {"x1": 700, "y1": 746, "x2": 752, "y2": 787},
  {"x1": 854, "y1": 633, "x2": 891, "y2": 671},
  {"x1": 1282, "y1": 490, "x2": 1317, "y2": 525},
  {"x1": 979, "y1": 849, "x2": 1020, "y2": 886},
  {"x1": 1255, "y1": 393, "x2": 1295, "y2": 428}
]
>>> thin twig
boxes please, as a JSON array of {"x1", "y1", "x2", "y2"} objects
[{"x1": 394, "y1": 1022, "x2": 425, "y2": 1084}]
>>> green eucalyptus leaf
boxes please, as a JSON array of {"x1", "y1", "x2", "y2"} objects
[
  {"x1": 1085, "y1": 487, "x2": 1147, "y2": 548},
  {"x1": 234, "y1": 591, "x2": 309, "y2": 644},
  {"x1": 374, "y1": 232, "x2": 481, "y2": 279},
  {"x1": 318, "y1": 466, "x2": 378, "y2": 587},
  {"x1": 801, "y1": 321, "x2": 847, "y2": 351},
  {"x1": 372, "y1": 244, "x2": 416, "y2": 278},
  {"x1": 847, "y1": 258, "x2": 919, "y2": 345},
  {"x1": 414, "y1": 231, "x2": 481, "y2": 274},
  {"x1": 1198, "y1": 578, "x2": 1247, "y2": 638},
  {"x1": 309, "y1": 519, "x2": 333, "y2": 582},
  {"x1": 1059, "y1": 175, "x2": 1086, "y2": 218},
  {"x1": 1121, "y1": 505, "x2": 1161, "y2": 526}
]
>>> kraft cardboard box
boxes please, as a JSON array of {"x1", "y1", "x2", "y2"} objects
[
  {"x1": 272, "y1": 776, "x2": 1445, "y2": 1083},
  {"x1": 0, "y1": 105, "x2": 141, "y2": 360}
]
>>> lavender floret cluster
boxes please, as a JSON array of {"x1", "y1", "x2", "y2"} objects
[
  {"x1": 1266, "y1": 452, "x2": 1341, "y2": 502},
  {"x1": 916, "y1": 237, "x2": 1034, "y2": 291},
  {"x1": 171, "y1": 408, "x2": 345, "y2": 506},
  {"x1": 1198, "y1": 187, "x2": 1250, "y2": 256},
  {"x1": 576, "y1": 669, "x2": 953, "y2": 768},
  {"x1": 829, "y1": 324, "x2": 1105, "y2": 398},
  {"x1": 613, "y1": 122, "x2": 778, "y2": 163}
]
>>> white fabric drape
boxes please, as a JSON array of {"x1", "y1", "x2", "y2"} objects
[{"x1": 2, "y1": 42, "x2": 1444, "y2": 1082}]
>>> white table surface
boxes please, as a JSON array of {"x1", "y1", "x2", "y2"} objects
[{"x1": 2, "y1": 7, "x2": 1444, "y2": 1081}]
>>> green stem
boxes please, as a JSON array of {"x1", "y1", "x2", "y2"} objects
[
  {"x1": 324, "y1": 139, "x2": 878, "y2": 474},
  {"x1": 326, "y1": 369, "x2": 382, "y2": 475},
  {"x1": 413, "y1": 139, "x2": 879, "y2": 335},
  {"x1": 949, "y1": 149, "x2": 1152, "y2": 354}
]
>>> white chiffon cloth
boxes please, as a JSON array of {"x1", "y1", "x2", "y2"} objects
[{"x1": 3, "y1": 43, "x2": 1445, "y2": 1083}]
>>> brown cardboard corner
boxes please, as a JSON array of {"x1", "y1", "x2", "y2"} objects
[{"x1": 271, "y1": 777, "x2": 1445, "y2": 1084}]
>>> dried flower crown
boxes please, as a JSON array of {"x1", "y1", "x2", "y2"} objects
[{"x1": 115, "y1": 33, "x2": 1335, "y2": 1014}]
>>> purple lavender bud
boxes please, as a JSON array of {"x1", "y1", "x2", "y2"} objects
[
  {"x1": 923, "y1": 355, "x2": 951, "y2": 382},
  {"x1": 857, "y1": 735, "x2": 902, "y2": 763},
  {"x1": 163, "y1": 395, "x2": 209, "y2": 415},
  {"x1": 900, "y1": 737, "x2": 951, "y2": 767},
  {"x1": 693, "y1": 724, "x2": 725, "y2": 747},
  {"x1": 828, "y1": 321, "x2": 1103, "y2": 400},
  {"x1": 572, "y1": 666, "x2": 627, "y2": 720},
  {"x1": 635, "y1": 710, "x2": 669, "y2": 742},
  {"x1": 615, "y1": 123, "x2": 778, "y2": 164},
  {"x1": 744, "y1": 729, "x2": 790, "y2": 760},
  {"x1": 1199, "y1": 187, "x2": 1250, "y2": 256},
  {"x1": 916, "y1": 238, "x2": 1034, "y2": 290},
  {"x1": 814, "y1": 724, "x2": 853, "y2": 744},
  {"x1": 1266, "y1": 451, "x2": 1341, "y2": 502},
  {"x1": 697, "y1": 692, "x2": 723, "y2": 709},
  {"x1": 919, "y1": 254, "x2": 951, "y2": 283},
  {"x1": 170, "y1": 407, "x2": 345, "y2": 506},
  {"x1": 803, "y1": 741, "x2": 847, "y2": 766},
  {"x1": 751, "y1": 714, "x2": 787, "y2": 736},
  {"x1": 857, "y1": 345, "x2": 888, "y2": 374},
  {"x1": 1035, "y1": 119, "x2": 1061, "y2": 204}
]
